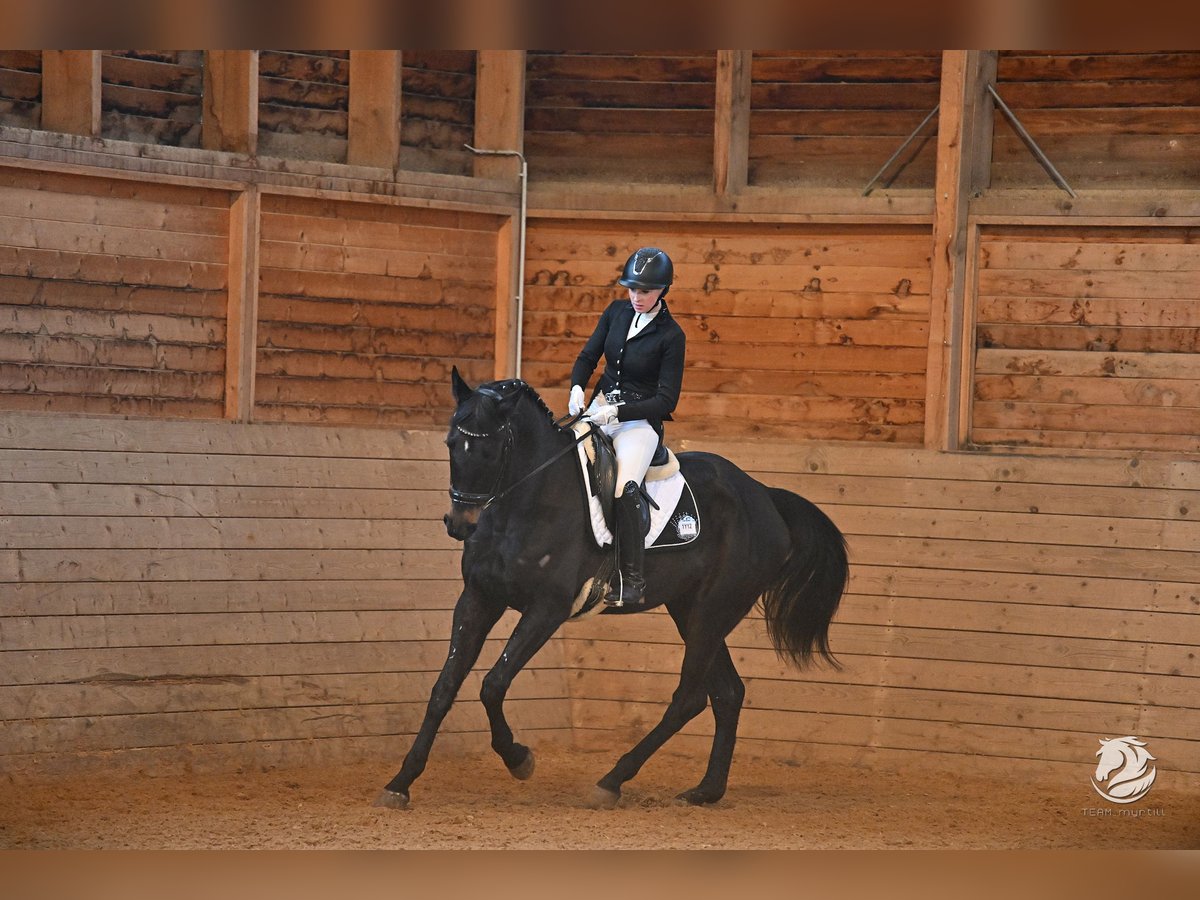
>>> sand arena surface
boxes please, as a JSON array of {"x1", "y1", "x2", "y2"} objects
[{"x1": 3, "y1": 743, "x2": 1198, "y2": 849}]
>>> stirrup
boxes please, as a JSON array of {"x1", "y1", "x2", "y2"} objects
[{"x1": 604, "y1": 571, "x2": 646, "y2": 607}]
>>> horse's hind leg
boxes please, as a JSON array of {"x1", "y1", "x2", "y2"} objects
[
  {"x1": 592, "y1": 633, "x2": 721, "y2": 808},
  {"x1": 676, "y1": 644, "x2": 744, "y2": 805},
  {"x1": 480, "y1": 604, "x2": 569, "y2": 779}
]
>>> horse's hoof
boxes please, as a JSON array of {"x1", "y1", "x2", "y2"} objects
[
  {"x1": 588, "y1": 785, "x2": 620, "y2": 810},
  {"x1": 372, "y1": 789, "x2": 410, "y2": 810},
  {"x1": 676, "y1": 787, "x2": 722, "y2": 806},
  {"x1": 508, "y1": 749, "x2": 535, "y2": 781}
]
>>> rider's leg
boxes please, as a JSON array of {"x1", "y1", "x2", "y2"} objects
[{"x1": 604, "y1": 421, "x2": 658, "y2": 606}]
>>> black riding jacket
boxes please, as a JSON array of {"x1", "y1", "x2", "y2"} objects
[{"x1": 570, "y1": 299, "x2": 687, "y2": 427}]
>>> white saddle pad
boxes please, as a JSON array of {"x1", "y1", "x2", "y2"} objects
[{"x1": 574, "y1": 437, "x2": 686, "y2": 549}]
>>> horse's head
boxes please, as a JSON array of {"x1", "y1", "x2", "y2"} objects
[
  {"x1": 443, "y1": 367, "x2": 524, "y2": 540},
  {"x1": 1095, "y1": 736, "x2": 1152, "y2": 783},
  {"x1": 1093, "y1": 736, "x2": 1157, "y2": 803}
]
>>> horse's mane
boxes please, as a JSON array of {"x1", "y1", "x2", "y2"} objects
[{"x1": 475, "y1": 379, "x2": 566, "y2": 433}]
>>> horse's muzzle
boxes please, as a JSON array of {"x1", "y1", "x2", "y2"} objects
[{"x1": 444, "y1": 507, "x2": 479, "y2": 541}]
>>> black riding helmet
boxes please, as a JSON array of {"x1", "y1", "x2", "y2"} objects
[{"x1": 618, "y1": 247, "x2": 674, "y2": 298}]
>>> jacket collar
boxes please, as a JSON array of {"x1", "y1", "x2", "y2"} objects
[{"x1": 619, "y1": 299, "x2": 669, "y2": 339}]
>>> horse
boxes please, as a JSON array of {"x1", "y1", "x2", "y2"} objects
[{"x1": 374, "y1": 369, "x2": 849, "y2": 809}]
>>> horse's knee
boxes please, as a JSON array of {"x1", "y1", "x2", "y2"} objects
[
  {"x1": 479, "y1": 671, "x2": 508, "y2": 709},
  {"x1": 670, "y1": 687, "x2": 709, "y2": 722}
]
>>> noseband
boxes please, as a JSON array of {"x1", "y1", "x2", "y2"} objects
[{"x1": 447, "y1": 420, "x2": 515, "y2": 509}]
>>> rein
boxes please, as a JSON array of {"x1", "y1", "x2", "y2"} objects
[{"x1": 449, "y1": 411, "x2": 593, "y2": 511}]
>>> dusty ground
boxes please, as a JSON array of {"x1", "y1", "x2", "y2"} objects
[{"x1": 2, "y1": 744, "x2": 1197, "y2": 849}]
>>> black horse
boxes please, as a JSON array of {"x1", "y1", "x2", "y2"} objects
[{"x1": 375, "y1": 370, "x2": 849, "y2": 809}]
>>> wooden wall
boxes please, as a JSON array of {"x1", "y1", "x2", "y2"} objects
[
  {"x1": 0, "y1": 166, "x2": 231, "y2": 418},
  {"x1": 971, "y1": 225, "x2": 1200, "y2": 453},
  {"x1": 258, "y1": 50, "x2": 350, "y2": 164},
  {"x1": 0, "y1": 51, "x2": 40, "y2": 131},
  {"x1": 523, "y1": 219, "x2": 931, "y2": 441},
  {"x1": 256, "y1": 195, "x2": 500, "y2": 427},
  {"x1": 100, "y1": 51, "x2": 204, "y2": 148},
  {"x1": 566, "y1": 438, "x2": 1200, "y2": 785},
  {"x1": 994, "y1": 52, "x2": 1200, "y2": 189},
  {"x1": 0, "y1": 412, "x2": 571, "y2": 773},
  {"x1": 524, "y1": 52, "x2": 716, "y2": 184},
  {"x1": 750, "y1": 51, "x2": 942, "y2": 189},
  {"x1": 400, "y1": 51, "x2": 475, "y2": 177}
]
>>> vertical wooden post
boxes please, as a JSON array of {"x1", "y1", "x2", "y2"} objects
[
  {"x1": 714, "y1": 50, "x2": 752, "y2": 196},
  {"x1": 925, "y1": 50, "x2": 997, "y2": 450},
  {"x1": 493, "y1": 217, "x2": 518, "y2": 380},
  {"x1": 40, "y1": 51, "x2": 101, "y2": 136},
  {"x1": 473, "y1": 51, "x2": 526, "y2": 179},
  {"x1": 224, "y1": 186, "x2": 261, "y2": 421},
  {"x1": 475, "y1": 51, "x2": 526, "y2": 378},
  {"x1": 348, "y1": 51, "x2": 402, "y2": 170},
  {"x1": 203, "y1": 50, "x2": 258, "y2": 155}
]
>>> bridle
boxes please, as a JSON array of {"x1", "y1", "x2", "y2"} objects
[{"x1": 448, "y1": 408, "x2": 593, "y2": 512}]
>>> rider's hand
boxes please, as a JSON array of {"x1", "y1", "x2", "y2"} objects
[
  {"x1": 586, "y1": 404, "x2": 619, "y2": 426},
  {"x1": 568, "y1": 385, "x2": 585, "y2": 416}
]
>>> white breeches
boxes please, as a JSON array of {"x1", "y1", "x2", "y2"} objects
[{"x1": 591, "y1": 412, "x2": 659, "y2": 489}]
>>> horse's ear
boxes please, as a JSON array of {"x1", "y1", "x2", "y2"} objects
[{"x1": 451, "y1": 366, "x2": 473, "y2": 404}]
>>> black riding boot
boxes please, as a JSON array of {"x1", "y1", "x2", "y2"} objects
[{"x1": 605, "y1": 480, "x2": 647, "y2": 607}]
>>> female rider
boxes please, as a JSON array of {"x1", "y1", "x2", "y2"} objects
[{"x1": 568, "y1": 247, "x2": 686, "y2": 607}]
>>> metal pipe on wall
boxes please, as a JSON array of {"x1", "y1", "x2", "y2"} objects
[{"x1": 465, "y1": 144, "x2": 527, "y2": 379}]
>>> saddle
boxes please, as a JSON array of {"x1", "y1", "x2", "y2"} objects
[{"x1": 570, "y1": 421, "x2": 697, "y2": 551}]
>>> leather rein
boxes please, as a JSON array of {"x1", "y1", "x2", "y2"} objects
[{"x1": 448, "y1": 411, "x2": 593, "y2": 512}]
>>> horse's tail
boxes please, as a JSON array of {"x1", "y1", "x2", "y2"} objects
[{"x1": 761, "y1": 487, "x2": 849, "y2": 670}]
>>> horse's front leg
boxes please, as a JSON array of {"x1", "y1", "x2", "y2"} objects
[
  {"x1": 480, "y1": 602, "x2": 570, "y2": 780},
  {"x1": 375, "y1": 586, "x2": 503, "y2": 809}
]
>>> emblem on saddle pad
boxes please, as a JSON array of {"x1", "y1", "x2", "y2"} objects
[{"x1": 674, "y1": 513, "x2": 698, "y2": 540}]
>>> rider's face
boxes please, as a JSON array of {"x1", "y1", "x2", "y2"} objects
[{"x1": 628, "y1": 287, "x2": 664, "y2": 314}]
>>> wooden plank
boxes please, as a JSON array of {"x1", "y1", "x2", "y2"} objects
[
  {"x1": 0, "y1": 213, "x2": 228, "y2": 263},
  {"x1": 0, "y1": 364, "x2": 224, "y2": 401},
  {"x1": 0, "y1": 407, "x2": 449, "y2": 456},
  {"x1": 0, "y1": 668, "x2": 562, "y2": 725},
  {"x1": 925, "y1": 50, "x2": 996, "y2": 450},
  {"x1": 0, "y1": 448, "x2": 445, "y2": 487},
  {"x1": 472, "y1": 51, "x2": 525, "y2": 179},
  {"x1": 40, "y1": 51, "x2": 100, "y2": 136},
  {"x1": 0, "y1": 484, "x2": 447, "y2": 523},
  {"x1": 225, "y1": 187, "x2": 258, "y2": 421},
  {"x1": 2, "y1": 547, "x2": 461, "y2": 583},
  {"x1": 493, "y1": 216, "x2": 518, "y2": 379},
  {"x1": 0, "y1": 306, "x2": 224, "y2": 345},
  {"x1": 347, "y1": 51, "x2": 401, "y2": 171},
  {"x1": 975, "y1": 373, "x2": 1200, "y2": 408},
  {"x1": 0, "y1": 185, "x2": 229, "y2": 235},
  {"x1": 1, "y1": 513, "x2": 455, "y2": 551},
  {"x1": 202, "y1": 51, "x2": 258, "y2": 155},
  {"x1": 713, "y1": 51, "x2": 750, "y2": 197},
  {"x1": 0, "y1": 698, "x2": 568, "y2": 755}
]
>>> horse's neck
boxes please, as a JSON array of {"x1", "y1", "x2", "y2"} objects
[{"x1": 492, "y1": 405, "x2": 579, "y2": 525}]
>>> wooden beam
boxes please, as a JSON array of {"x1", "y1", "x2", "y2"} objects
[
  {"x1": 348, "y1": 51, "x2": 402, "y2": 171},
  {"x1": 40, "y1": 51, "x2": 100, "y2": 136},
  {"x1": 203, "y1": 51, "x2": 258, "y2": 155},
  {"x1": 713, "y1": 50, "x2": 752, "y2": 196},
  {"x1": 924, "y1": 50, "x2": 997, "y2": 450},
  {"x1": 473, "y1": 51, "x2": 525, "y2": 179},
  {"x1": 493, "y1": 216, "x2": 519, "y2": 380},
  {"x1": 224, "y1": 186, "x2": 261, "y2": 421}
]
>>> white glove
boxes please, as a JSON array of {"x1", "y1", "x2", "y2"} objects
[
  {"x1": 568, "y1": 385, "x2": 585, "y2": 416},
  {"x1": 586, "y1": 403, "x2": 619, "y2": 426}
]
